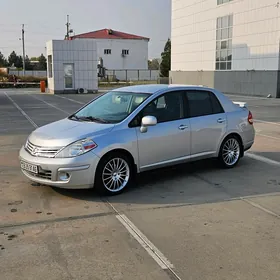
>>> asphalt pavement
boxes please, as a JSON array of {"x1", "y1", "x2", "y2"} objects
[{"x1": 1, "y1": 88, "x2": 280, "y2": 280}]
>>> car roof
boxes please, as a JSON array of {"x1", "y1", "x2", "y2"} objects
[
  {"x1": 111, "y1": 84, "x2": 240, "y2": 113},
  {"x1": 112, "y1": 84, "x2": 207, "y2": 94}
]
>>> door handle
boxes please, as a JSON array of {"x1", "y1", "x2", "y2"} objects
[
  {"x1": 217, "y1": 118, "x2": 226, "y2": 123},
  {"x1": 178, "y1": 124, "x2": 188, "y2": 130}
]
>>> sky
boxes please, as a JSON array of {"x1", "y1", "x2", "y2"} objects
[{"x1": 0, "y1": 0, "x2": 171, "y2": 60}]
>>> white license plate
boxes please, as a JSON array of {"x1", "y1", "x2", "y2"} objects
[{"x1": 21, "y1": 161, "x2": 38, "y2": 174}]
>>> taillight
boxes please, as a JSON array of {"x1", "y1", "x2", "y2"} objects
[{"x1": 248, "y1": 111, "x2": 253, "y2": 125}]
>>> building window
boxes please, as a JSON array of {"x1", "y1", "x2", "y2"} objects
[
  {"x1": 215, "y1": 14, "x2": 233, "y2": 70},
  {"x1": 104, "y1": 49, "x2": 111, "y2": 55},
  {"x1": 122, "y1": 49, "x2": 129, "y2": 56},
  {"x1": 48, "y1": 55, "x2": 53, "y2": 78},
  {"x1": 217, "y1": 0, "x2": 233, "y2": 5},
  {"x1": 64, "y1": 64, "x2": 74, "y2": 89}
]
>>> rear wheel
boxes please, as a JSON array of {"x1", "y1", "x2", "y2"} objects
[
  {"x1": 95, "y1": 153, "x2": 133, "y2": 195},
  {"x1": 219, "y1": 136, "x2": 241, "y2": 168}
]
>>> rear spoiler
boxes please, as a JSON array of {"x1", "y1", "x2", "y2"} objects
[{"x1": 233, "y1": 101, "x2": 247, "y2": 108}]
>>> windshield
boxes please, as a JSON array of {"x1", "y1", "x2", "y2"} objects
[{"x1": 71, "y1": 91, "x2": 150, "y2": 123}]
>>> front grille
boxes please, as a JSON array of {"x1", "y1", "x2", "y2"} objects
[
  {"x1": 25, "y1": 169, "x2": 52, "y2": 181},
  {"x1": 25, "y1": 140, "x2": 61, "y2": 158}
]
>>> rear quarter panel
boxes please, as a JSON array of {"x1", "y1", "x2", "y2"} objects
[
  {"x1": 213, "y1": 90, "x2": 255, "y2": 153},
  {"x1": 225, "y1": 108, "x2": 255, "y2": 149}
]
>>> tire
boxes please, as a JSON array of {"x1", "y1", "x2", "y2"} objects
[
  {"x1": 218, "y1": 135, "x2": 242, "y2": 168},
  {"x1": 94, "y1": 152, "x2": 133, "y2": 195}
]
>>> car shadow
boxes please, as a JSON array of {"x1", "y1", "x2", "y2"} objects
[{"x1": 53, "y1": 153, "x2": 280, "y2": 207}]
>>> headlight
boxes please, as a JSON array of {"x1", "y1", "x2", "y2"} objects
[{"x1": 55, "y1": 138, "x2": 97, "y2": 158}]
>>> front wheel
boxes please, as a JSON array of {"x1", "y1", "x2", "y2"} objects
[
  {"x1": 95, "y1": 153, "x2": 133, "y2": 195},
  {"x1": 219, "y1": 136, "x2": 241, "y2": 168}
]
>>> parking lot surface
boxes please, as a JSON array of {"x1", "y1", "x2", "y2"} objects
[{"x1": 1, "y1": 88, "x2": 280, "y2": 280}]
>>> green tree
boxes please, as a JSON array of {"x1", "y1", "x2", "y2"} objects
[
  {"x1": 33, "y1": 54, "x2": 47, "y2": 70},
  {"x1": 160, "y1": 38, "x2": 171, "y2": 77},
  {"x1": 7, "y1": 51, "x2": 23, "y2": 68},
  {"x1": 8, "y1": 51, "x2": 18, "y2": 67},
  {"x1": 37, "y1": 54, "x2": 47, "y2": 70},
  {"x1": 25, "y1": 55, "x2": 33, "y2": 70},
  {"x1": 148, "y1": 58, "x2": 160, "y2": 70},
  {"x1": 15, "y1": 55, "x2": 23, "y2": 68},
  {"x1": 0, "y1": 51, "x2": 8, "y2": 67}
]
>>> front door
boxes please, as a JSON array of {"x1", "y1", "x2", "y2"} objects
[
  {"x1": 185, "y1": 90, "x2": 227, "y2": 157},
  {"x1": 135, "y1": 91, "x2": 191, "y2": 171}
]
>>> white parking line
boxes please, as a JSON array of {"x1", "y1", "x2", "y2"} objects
[
  {"x1": 256, "y1": 133, "x2": 280, "y2": 141},
  {"x1": 54, "y1": 94, "x2": 84, "y2": 105},
  {"x1": 107, "y1": 201, "x2": 182, "y2": 279},
  {"x1": 4, "y1": 92, "x2": 38, "y2": 128},
  {"x1": 28, "y1": 94, "x2": 71, "y2": 115},
  {"x1": 254, "y1": 119, "x2": 280, "y2": 126},
  {"x1": 241, "y1": 198, "x2": 280, "y2": 219},
  {"x1": 245, "y1": 152, "x2": 280, "y2": 167},
  {"x1": 116, "y1": 215, "x2": 174, "y2": 269}
]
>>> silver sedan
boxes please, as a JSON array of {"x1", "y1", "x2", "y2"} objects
[{"x1": 19, "y1": 84, "x2": 255, "y2": 195}]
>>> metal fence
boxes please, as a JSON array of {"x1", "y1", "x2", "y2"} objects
[
  {"x1": 105, "y1": 69, "x2": 160, "y2": 81},
  {"x1": 8, "y1": 69, "x2": 161, "y2": 82},
  {"x1": 9, "y1": 70, "x2": 47, "y2": 77}
]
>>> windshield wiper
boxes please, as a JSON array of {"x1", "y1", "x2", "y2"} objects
[
  {"x1": 69, "y1": 115, "x2": 110, "y2": 123},
  {"x1": 69, "y1": 114, "x2": 79, "y2": 121}
]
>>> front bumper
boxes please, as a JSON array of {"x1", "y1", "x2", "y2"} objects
[{"x1": 19, "y1": 146, "x2": 100, "y2": 189}]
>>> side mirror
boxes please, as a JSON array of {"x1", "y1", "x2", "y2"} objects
[{"x1": 140, "y1": 116, "x2": 157, "y2": 133}]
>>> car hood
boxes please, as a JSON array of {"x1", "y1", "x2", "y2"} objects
[{"x1": 28, "y1": 118, "x2": 115, "y2": 147}]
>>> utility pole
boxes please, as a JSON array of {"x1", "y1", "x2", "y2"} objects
[
  {"x1": 22, "y1": 24, "x2": 25, "y2": 76},
  {"x1": 66, "y1": 15, "x2": 70, "y2": 40},
  {"x1": 65, "y1": 15, "x2": 73, "y2": 40}
]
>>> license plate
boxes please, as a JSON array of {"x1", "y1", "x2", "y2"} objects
[{"x1": 21, "y1": 161, "x2": 38, "y2": 174}]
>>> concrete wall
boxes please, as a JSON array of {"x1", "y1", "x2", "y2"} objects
[
  {"x1": 170, "y1": 70, "x2": 280, "y2": 98},
  {"x1": 74, "y1": 38, "x2": 149, "y2": 70},
  {"x1": 46, "y1": 39, "x2": 98, "y2": 94}
]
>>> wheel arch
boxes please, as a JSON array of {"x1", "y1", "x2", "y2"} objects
[
  {"x1": 218, "y1": 132, "x2": 244, "y2": 157},
  {"x1": 94, "y1": 148, "x2": 138, "y2": 181}
]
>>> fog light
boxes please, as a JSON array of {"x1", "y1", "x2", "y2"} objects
[{"x1": 58, "y1": 172, "x2": 70, "y2": 181}]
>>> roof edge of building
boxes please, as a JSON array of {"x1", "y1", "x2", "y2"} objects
[{"x1": 70, "y1": 28, "x2": 150, "y2": 41}]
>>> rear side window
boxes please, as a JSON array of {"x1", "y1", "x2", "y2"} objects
[
  {"x1": 185, "y1": 90, "x2": 224, "y2": 117},
  {"x1": 209, "y1": 92, "x2": 224, "y2": 114}
]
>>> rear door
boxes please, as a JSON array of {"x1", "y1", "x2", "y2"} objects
[{"x1": 185, "y1": 90, "x2": 227, "y2": 157}]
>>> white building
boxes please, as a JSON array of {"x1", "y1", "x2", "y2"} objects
[
  {"x1": 170, "y1": 0, "x2": 280, "y2": 98},
  {"x1": 46, "y1": 39, "x2": 98, "y2": 94},
  {"x1": 70, "y1": 29, "x2": 149, "y2": 70}
]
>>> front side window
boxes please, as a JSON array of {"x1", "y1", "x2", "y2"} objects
[
  {"x1": 73, "y1": 91, "x2": 150, "y2": 123},
  {"x1": 132, "y1": 91, "x2": 184, "y2": 126},
  {"x1": 186, "y1": 91, "x2": 224, "y2": 118}
]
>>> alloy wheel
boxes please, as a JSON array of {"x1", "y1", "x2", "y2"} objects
[
  {"x1": 102, "y1": 158, "x2": 130, "y2": 192},
  {"x1": 222, "y1": 138, "x2": 240, "y2": 166}
]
